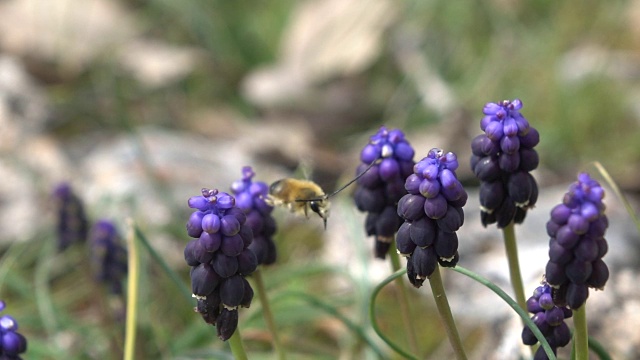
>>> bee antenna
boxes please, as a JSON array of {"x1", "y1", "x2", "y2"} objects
[
  {"x1": 294, "y1": 157, "x2": 381, "y2": 203},
  {"x1": 325, "y1": 157, "x2": 380, "y2": 199}
]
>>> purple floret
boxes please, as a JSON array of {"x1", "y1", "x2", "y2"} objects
[{"x1": 0, "y1": 301, "x2": 27, "y2": 357}]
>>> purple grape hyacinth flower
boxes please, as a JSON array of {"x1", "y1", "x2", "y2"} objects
[
  {"x1": 354, "y1": 126, "x2": 415, "y2": 259},
  {"x1": 521, "y1": 282, "x2": 572, "y2": 360},
  {"x1": 0, "y1": 301, "x2": 27, "y2": 359},
  {"x1": 52, "y1": 182, "x2": 89, "y2": 251},
  {"x1": 185, "y1": 188, "x2": 256, "y2": 341},
  {"x1": 231, "y1": 166, "x2": 278, "y2": 266},
  {"x1": 89, "y1": 220, "x2": 128, "y2": 296},
  {"x1": 470, "y1": 99, "x2": 539, "y2": 228},
  {"x1": 396, "y1": 148, "x2": 467, "y2": 288},
  {"x1": 544, "y1": 173, "x2": 609, "y2": 310}
]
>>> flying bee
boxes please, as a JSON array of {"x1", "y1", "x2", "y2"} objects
[
  {"x1": 266, "y1": 159, "x2": 379, "y2": 229},
  {"x1": 267, "y1": 179, "x2": 330, "y2": 228}
]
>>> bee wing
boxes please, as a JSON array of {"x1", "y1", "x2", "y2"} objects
[{"x1": 296, "y1": 157, "x2": 315, "y2": 181}]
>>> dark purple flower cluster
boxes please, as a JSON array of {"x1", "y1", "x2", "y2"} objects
[
  {"x1": 354, "y1": 126, "x2": 415, "y2": 259},
  {"x1": 396, "y1": 149, "x2": 467, "y2": 288},
  {"x1": 52, "y1": 183, "x2": 89, "y2": 251},
  {"x1": 89, "y1": 220, "x2": 128, "y2": 295},
  {"x1": 470, "y1": 99, "x2": 539, "y2": 227},
  {"x1": 184, "y1": 189, "x2": 257, "y2": 341},
  {"x1": 521, "y1": 283, "x2": 572, "y2": 360},
  {"x1": 231, "y1": 167, "x2": 277, "y2": 266},
  {"x1": 0, "y1": 301, "x2": 27, "y2": 359},
  {"x1": 544, "y1": 173, "x2": 609, "y2": 310}
]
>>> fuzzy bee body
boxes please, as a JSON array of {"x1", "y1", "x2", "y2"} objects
[
  {"x1": 266, "y1": 159, "x2": 379, "y2": 229},
  {"x1": 267, "y1": 178, "x2": 330, "y2": 228}
]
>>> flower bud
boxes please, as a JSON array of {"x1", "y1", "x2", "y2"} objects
[
  {"x1": 191, "y1": 263, "x2": 221, "y2": 297},
  {"x1": 216, "y1": 308, "x2": 239, "y2": 341},
  {"x1": 0, "y1": 301, "x2": 27, "y2": 356}
]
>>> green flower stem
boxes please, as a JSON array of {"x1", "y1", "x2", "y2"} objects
[
  {"x1": 429, "y1": 266, "x2": 468, "y2": 360},
  {"x1": 0, "y1": 240, "x2": 30, "y2": 292},
  {"x1": 591, "y1": 161, "x2": 640, "y2": 234},
  {"x1": 134, "y1": 225, "x2": 192, "y2": 301},
  {"x1": 283, "y1": 291, "x2": 386, "y2": 359},
  {"x1": 450, "y1": 266, "x2": 556, "y2": 359},
  {"x1": 134, "y1": 226, "x2": 254, "y2": 359},
  {"x1": 124, "y1": 220, "x2": 140, "y2": 360},
  {"x1": 573, "y1": 305, "x2": 589, "y2": 360},
  {"x1": 587, "y1": 335, "x2": 612, "y2": 360},
  {"x1": 370, "y1": 269, "x2": 419, "y2": 360},
  {"x1": 502, "y1": 223, "x2": 527, "y2": 312},
  {"x1": 252, "y1": 269, "x2": 286, "y2": 360},
  {"x1": 387, "y1": 247, "x2": 420, "y2": 355},
  {"x1": 34, "y1": 240, "x2": 63, "y2": 357},
  {"x1": 228, "y1": 330, "x2": 249, "y2": 360}
]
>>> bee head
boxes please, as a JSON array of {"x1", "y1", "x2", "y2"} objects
[{"x1": 309, "y1": 199, "x2": 329, "y2": 229}]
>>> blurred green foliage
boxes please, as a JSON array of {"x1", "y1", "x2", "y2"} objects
[
  {"x1": 396, "y1": 0, "x2": 638, "y2": 178},
  {"x1": 49, "y1": 0, "x2": 639, "y2": 183}
]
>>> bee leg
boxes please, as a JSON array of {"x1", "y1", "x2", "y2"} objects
[{"x1": 286, "y1": 202, "x2": 295, "y2": 213}]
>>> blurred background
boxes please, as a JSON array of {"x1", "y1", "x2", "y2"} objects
[{"x1": 1, "y1": 0, "x2": 639, "y2": 359}]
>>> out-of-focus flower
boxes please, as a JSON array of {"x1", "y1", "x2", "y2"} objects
[
  {"x1": 354, "y1": 126, "x2": 415, "y2": 259},
  {"x1": 396, "y1": 148, "x2": 467, "y2": 288},
  {"x1": 184, "y1": 189, "x2": 256, "y2": 341},
  {"x1": 470, "y1": 99, "x2": 539, "y2": 227},
  {"x1": 544, "y1": 173, "x2": 609, "y2": 309},
  {"x1": 231, "y1": 166, "x2": 277, "y2": 266},
  {"x1": 52, "y1": 182, "x2": 89, "y2": 251},
  {"x1": 89, "y1": 220, "x2": 128, "y2": 296}
]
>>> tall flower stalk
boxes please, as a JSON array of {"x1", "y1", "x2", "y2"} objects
[
  {"x1": 354, "y1": 126, "x2": 419, "y2": 353},
  {"x1": 470, "y1": 99, "x2": 539, "y2": 311}
]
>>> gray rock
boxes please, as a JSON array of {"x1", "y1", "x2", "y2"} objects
[
  {"x1": 0, "y1": 55, "x2": 50, "y2": 150},
  {"x1": 0, "y1": 55, "x2": 70, "y2": 242}
]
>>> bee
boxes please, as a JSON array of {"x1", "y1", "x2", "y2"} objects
[
  {"x1": 266, "y1": 159, "x2": 378, "y2": 229},
  {"x1": 267, "y1": 179, "x2": 330, "y2": 228}
]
